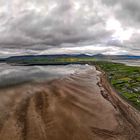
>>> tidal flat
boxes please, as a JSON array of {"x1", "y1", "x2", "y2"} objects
[
  {"x1": 0, "y1": 65, "x2": 139, "y2": 140},
  {"x1": 0, "y1": 60, "x2": 140, "y2": 140}
]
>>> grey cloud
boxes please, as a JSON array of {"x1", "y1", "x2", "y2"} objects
[
  {"x1": 0, "y1": 0, "x2": 139, "y2": 56},
  {"x1": 0, "y1": 0, "x2": 111, "y2": 46},
  {"x1": 1, "y1": 18, "x2": 108, "y2": 46},
  {"x1": 101, "y1": 0, "x2": 140, "y2": 26}
]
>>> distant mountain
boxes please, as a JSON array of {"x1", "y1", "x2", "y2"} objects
[
  {"x1": 0, "y1": 58, "x2": 6, "y2": 62},
  {"x1": 4, "y1": 54, "x2": 89, "y2": 62},
  {"x1": 100, "y1": 55, "x2": 140, "y2": 60},
  {"x1": 5, "y1": 54, "x2": 140, "y2": 59},
  {"x1": 0, "y1": 54, "x2": 140, "y2": 65},
  {"x1": 6, "y1": 54, "x2": 89, "y2": 60}
]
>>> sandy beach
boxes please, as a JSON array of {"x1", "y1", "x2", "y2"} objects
[{"x1": 0, "y1": 66, "x2": 139, "y2": 140}]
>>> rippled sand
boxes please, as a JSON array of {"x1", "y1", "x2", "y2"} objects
[{"x1": 0, "y1": 66, "x2": 139, "y2": 140}]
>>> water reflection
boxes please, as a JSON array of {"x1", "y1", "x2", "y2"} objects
[{"x1": 0, "y1": 64, "x2": 92, "y2": 87}]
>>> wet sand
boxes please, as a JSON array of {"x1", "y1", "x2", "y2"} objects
[{"x1": 0, "y1": 66, "x2": 139, "y2": 140}]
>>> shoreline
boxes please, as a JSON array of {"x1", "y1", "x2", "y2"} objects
[{"x1": 97, "y1": 66, "x2": 140, "y2": 126}]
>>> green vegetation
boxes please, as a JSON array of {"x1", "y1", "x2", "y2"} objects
[
  {"x1": 7, "y1": 57, "x2": 96, "y2": 65},
  {"x1": 95, "y1": 61, "x2": 140, "y2": 109}
]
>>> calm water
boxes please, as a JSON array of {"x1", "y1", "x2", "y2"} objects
[
  {"x1": 0, "y1": 60, "x2": 139, "y2": 87},
  {"x1": 0, "y1": 63, "x2": 92, "y2": 87},
  {"x1": 111, "y1": 60, "x2": 140, "y2": 67}
]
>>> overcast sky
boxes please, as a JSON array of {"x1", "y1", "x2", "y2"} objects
[{"x1": 0, "y1": 0, "x2": 140, "y2": 57}]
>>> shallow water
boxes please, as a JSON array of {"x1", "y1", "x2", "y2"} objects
[
  {"x1": 0, "y1": 60, "x2": 139, "y2": 87},
  {"x1": 111, "y1": 60, "x2": 140, "y2": 67},
  {"x1": 0, "y1": 63, "x2": 92, "y2": 87}
]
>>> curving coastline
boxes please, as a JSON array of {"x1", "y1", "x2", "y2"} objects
[{"x1": 0, "y1": 66, "x2": 139, "y2": 140}]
